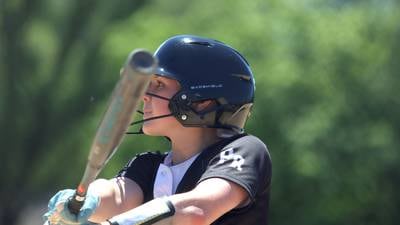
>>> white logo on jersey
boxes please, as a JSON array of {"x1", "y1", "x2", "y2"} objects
[{"x1": 218, "y1": 148, "x2": 245, "y2": 171}]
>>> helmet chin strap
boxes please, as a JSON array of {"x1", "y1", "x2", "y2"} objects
[{"x1": 126, "y1": 92, "x2": 174, "y2": 135}]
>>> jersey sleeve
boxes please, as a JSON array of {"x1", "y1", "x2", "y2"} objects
[
  {"x1": 116, "y1": 152, "x2": 164, "y2": 201},
  {"x1": 198, "y1": 135, "x2": 271, "y2": 201}
]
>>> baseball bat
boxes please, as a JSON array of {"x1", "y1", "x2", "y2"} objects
[{"x1": 67, "y1": 49, "x2": 157, "y2": 214}]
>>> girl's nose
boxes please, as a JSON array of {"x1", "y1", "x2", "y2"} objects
[{"x1": 143, "y1": 92, "x2": 151, "y2": 102}]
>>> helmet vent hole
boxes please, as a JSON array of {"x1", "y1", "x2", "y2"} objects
[{"x1": 188, "y1": 41, "x2": 213, "y2": 47}]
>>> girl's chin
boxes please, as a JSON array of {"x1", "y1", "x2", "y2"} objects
[{"x1": 142, "y1": 124, "x2": 163, "y2": 136}]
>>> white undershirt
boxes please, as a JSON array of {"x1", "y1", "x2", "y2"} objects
[{"x1": 153, "y1": 151, "x2": 200, "y2": 198}]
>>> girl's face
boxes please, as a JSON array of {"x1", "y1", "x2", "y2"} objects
[{"x1": 142, "y1": 75, "x2": 182, "y2": 136}]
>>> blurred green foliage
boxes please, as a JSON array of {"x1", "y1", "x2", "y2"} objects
[{"x1": 1, "y1": 0, "x2": 399, "y2": 224}]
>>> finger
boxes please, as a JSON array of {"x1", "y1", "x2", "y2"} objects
[{"x1": 47, "y1": 210, "x2": 61, "y2": 225}]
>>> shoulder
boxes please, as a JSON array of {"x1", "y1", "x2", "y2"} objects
[
  {"x1": 117, "y1": 151, "x2": 166, "y2": 177},
  {"x1": 224, "y1": 134, "x2": 271, "y2": 161},
  {"x1": 127, "y1": 151, "x2": 166, "y2": 165},
  {"x1": 201, "y1": 134, "x2": 271, "y2": 166},
  {"x1": 229, "y1": 134, "x2": 268, "y2": 150}
]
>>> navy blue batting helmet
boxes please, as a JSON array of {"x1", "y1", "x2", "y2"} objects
[{"x1": 153, "y1": 35, "x2": 255, "y2": 132}]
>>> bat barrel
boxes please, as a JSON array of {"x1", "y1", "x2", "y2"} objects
[
  {"x1": 67, "y1": 49, "x2": 156, "y2": 215},
  {"x1": 129, "y1": 49, "x2": 158, "y2": 74}
]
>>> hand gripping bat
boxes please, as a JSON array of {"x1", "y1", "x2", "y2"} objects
[{"x1": 66, "y1": 49, "x2": 157, "y2": 215}]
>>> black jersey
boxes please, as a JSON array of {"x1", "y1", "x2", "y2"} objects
[{"x1": 117, "y1": 134, "x2": 272, "y2": 225}]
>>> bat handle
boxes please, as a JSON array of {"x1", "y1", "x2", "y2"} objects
[{"x1": 68, "y1": 187, "x2": 86, "y2": 215}]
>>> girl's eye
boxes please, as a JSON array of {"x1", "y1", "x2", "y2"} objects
[
  {"x1": 149, "y1": 80, "x2": 164, "y2": 91},
  {"x1": 155, "y1": 80, "x2": 164, "y2": 89}
]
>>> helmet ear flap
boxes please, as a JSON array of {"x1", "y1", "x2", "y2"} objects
[
  {"x1": 169, "y1": 91, "x2": 253, "y2": 132},
  {"x1": 168, "y1": 92, "x2": 220, "y2": 127},
  {"x1": 168, "y1": 91, "x2": 192, "y2": 121},
  {"x1": 217, "y1": 103, "x2": 253, "y2": 132}
]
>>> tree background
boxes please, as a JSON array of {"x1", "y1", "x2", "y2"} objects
[{"x1": 1, "y1": 0, "x2": 399, "y2": 224}]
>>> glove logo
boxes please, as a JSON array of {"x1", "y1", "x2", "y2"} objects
[{"x1": 217, "y1": 148, "x2": 245, "y2": 171}]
